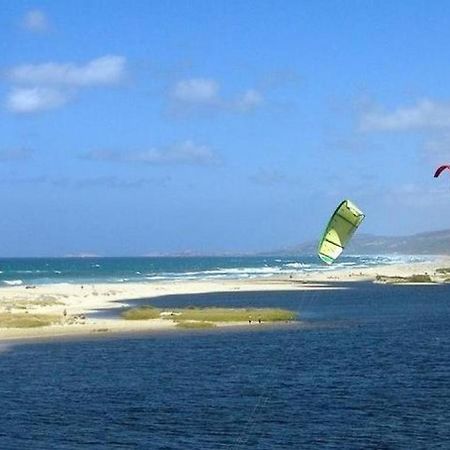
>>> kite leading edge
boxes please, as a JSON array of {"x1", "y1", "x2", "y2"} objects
[{"x1": 434, "y1": 165, "x2": 450, "y2": 178}]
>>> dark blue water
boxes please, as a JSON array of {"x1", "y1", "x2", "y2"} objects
[{"x1": 1, "y1": 283, "x2": 449, "y2": 449}]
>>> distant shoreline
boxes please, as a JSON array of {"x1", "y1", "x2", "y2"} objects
[
  {"x1": 0, "y1": 254, "x2": 438, "y2": 287},
  {"x1": 0, "y1": 256, "x2": 449, "y2": 343}
]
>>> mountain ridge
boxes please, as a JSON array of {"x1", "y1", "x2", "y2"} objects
[{"x1": 262, "y1": 229, "x2": 450, "y2": 256}]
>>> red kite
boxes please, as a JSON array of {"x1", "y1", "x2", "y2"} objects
[{"x1": 434, "y1": 165, "x2": 450, "y2": 178}]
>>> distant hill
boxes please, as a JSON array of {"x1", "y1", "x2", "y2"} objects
[{"x1": 264, "y1": 229, "x2": 450, "y2": 256}]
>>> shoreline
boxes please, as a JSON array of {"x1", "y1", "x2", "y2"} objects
[{"x1": 1, "y1": 257, "x2": 449, "y2": 343}]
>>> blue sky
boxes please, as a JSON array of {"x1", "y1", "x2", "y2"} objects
[{"x1": 2, "y1": 1, "x2": 450, "y2": 256}]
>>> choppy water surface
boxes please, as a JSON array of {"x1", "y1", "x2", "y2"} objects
[
  {"x1": 1, "y1": 283, "x2": 449, "y2": 449},
  {"x1": 0, "y1": 255, "x2": 429, "y2": 285}
]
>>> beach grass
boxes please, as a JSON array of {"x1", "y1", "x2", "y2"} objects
[
  {"x1": 121, "y1": 306, "x2": 162, "y2": 320},
  {"x1": 122, "y1": 306, "x2": 297, "y2": 324},
  {"x1": 0, "y1": 313, "x2": 60, "y2": 328},
  {"x1": 1, "y1": 297, "x2": 64, "y2": 310},
  {"x1": 175, "y1": 321, "x2": 217, "y2": 329},
  {"x1": 375, "y1": 274, "x2": 433, "y2": 284},
  {"x1": 171, "y1": 307, "x2": 296, "y2": 322}
]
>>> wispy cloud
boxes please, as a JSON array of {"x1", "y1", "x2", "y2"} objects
[
  {"x1": 83, "y1": 141, "x2": 219, "y2": 166},
  {"x1": 171, "y1": 79, "x2": 219, "y2": 105},
  {"x1": 72, "y1": 176, "x2": 169, "y2": 189},
  {"x1": 249, "y1": 169, "x2": 288, "y2": 186},
  {"x1": 7, "y1": 55, "x2": 126, "y2": 87},
  {"x1": 234, "y1": 89, "x2": 263, "y2": 112},
  {"x1": 424, "y1": 133, "x2": 450, "y2": 158},
  {"x1": 385, "y1": 182, "x2": 450, "y2": 207},
  {"x1": 21, "y1": 9, "x2": 49, "y2": 33},
  {"x1": 4, "y1": 55, "x2": 127, "y2": 114},
  {"x1": 249, "y1": 168, "x2": 304, "y2": 187},
  {"x1": 0, "y1": 175, "x2": 168, "y2": 189},
  {"x1": 169, "y1": 77, "x2": 263, "y2": 116},
  {"x1": 0, "y1": 148, "x2": 33, "y2": 161},
  {"x1": 360, "y1": 99, "x2": 450, "y2": 132},
  {"x1": 6, "y1": 87, "x2": 70, "y2": 113}
]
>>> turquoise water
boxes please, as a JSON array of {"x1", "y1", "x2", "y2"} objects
[
  {"x1": 0, "y1": 283, "x2": 449, "y2": 448},
  {"x1": 0, "y1": 255, "x2": 429, "y2": 286}
]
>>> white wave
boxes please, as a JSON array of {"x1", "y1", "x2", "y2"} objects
[
  {"x1": 3, "y1": 279, "x2": 23, "y2": 286},
  {"x1": 16, "y1": 270, "x2": 43, "y2": 274},
  {"x1": 284, "y1": 262, "x2": 311, "y2": 269}
]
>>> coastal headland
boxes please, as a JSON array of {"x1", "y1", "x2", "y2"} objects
[{"x1": 0, "y1": 257, "x2": 449, "y2": 342}]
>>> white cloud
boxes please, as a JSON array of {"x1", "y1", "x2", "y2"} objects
[
  {"x1": 6, "y1": 87, "x2": 70, "y2": 113},
  {"x1": 84, "y1": 141, "x2": 219, "y2": 166},
  {"x1": 360, "y1": 99, "x2": 450, "y2": 132},
  {"x1": 234, "y1": 89, "x2": 263, "y2": 112},
  {"x1": 7, "y1": 55, "x2": 126, "y2": 87},
  {"x1": 169, "y1": 77, "x2": 264, "y2": 115},
  {"x1": 171, "y1": 79, "x2": 219, "y2": 104},
  {"x1": 4, "y1": 55, "x2": 127, "y2": 114},
  {"x1": 22, "y1": 9, "x2": 49, "y2": 33}
]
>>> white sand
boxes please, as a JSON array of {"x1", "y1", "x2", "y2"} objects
[{"x1": 0, "y1": 256, "x2": 448, "y2": 342}]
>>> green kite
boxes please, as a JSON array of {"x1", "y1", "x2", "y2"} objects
[{"x1": 318, "y1": 200, "x2": 365, "y2": 264}]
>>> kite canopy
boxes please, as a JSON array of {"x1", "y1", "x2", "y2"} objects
[
  {"x1": 434, "y1": 165, "x2": 450, "y2": 178},
  {"x1": 318, "y1": 200, "x2": 365, "y2": 264}
]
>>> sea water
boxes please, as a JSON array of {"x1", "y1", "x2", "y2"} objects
[
  {"x1": 0, "y1": 283, "x2": 449, "y2": 449},
  {"x1": 0, "y1": 255, "x2": 430, "y2": 286}
]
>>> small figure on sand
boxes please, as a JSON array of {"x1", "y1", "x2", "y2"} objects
[{"x1": 248, "y1": 315, "x2": 252, "y2": 324}]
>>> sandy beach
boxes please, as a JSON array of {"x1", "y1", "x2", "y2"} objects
[{"x1": 0, "y1": 256, "x2": 449, "y2": 342}]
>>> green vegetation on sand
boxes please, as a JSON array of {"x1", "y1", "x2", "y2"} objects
[
  {"x1": 0, "y1": 297, "x2": 64, "y2": 310},
  {"x1": 122, "y1": 306, "x2": 297, "y2": 326},
  {"x1": 0, "y1": 313, "x2": 61, "y2": 328},
  {"x1": 175, "y1": 321, "x2": 216, "y2": 329},
  {"x1": 375, "y1": 274, "x2": 433, "y2": 284},
  {"x1": 121, "y1": 306, "x2": 162, "y2": 320},
  {"x1": 171, "y1": 307, "x2": 296, "y2": 322}
]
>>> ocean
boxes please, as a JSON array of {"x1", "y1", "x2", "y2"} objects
[
  {"x1": 0, "y1": 255, "x2": 430, "y2": 286},
  {"x1": 0, "y1": 282, "x2": 449, "y2": 448}
]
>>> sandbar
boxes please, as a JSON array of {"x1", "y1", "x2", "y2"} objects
[{"x1": 0, "y1": 256, "x2": 448, "y2": 342}]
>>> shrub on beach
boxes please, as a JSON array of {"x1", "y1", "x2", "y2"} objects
[
  {"x1": 121, "y1": 306, "x2": 162, "y2": 320},
  {"x1": 408, "y1": 274, "x2": 433, "y2": 283},
  {"x1": 0, "y1": 313, "x2": 60, "y2": 328},
  {"x1": 175, "y1": 321, "x2": 216, "y2": 329},
  {"x1": 375, "y1": 274, "x2": 433, "y2": 284},
  {"x1": 121, "y1": 306, "x2": 297, "y2": 324},
  {"x1": 172, "y1": 307, "x2": 296, "y2": 323}
]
